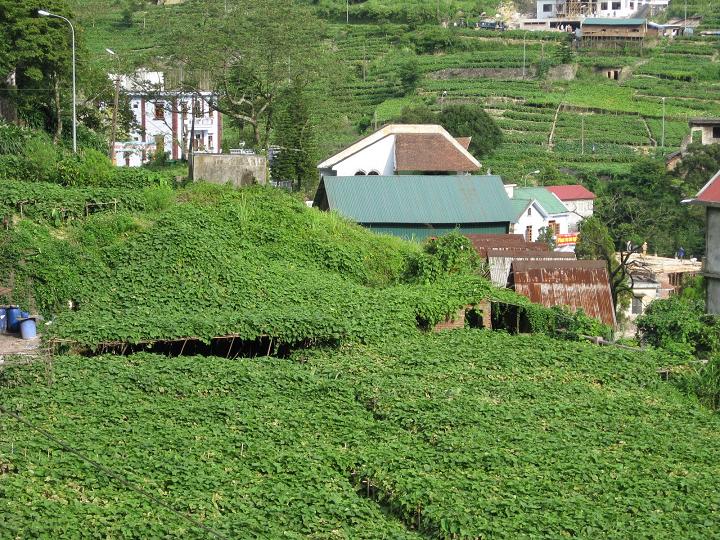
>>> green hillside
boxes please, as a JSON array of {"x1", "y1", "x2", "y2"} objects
[{"x1": 68, "y1": 0, "x2": 720, "y2": 183}]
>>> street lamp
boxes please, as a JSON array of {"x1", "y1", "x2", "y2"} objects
[
  {"x1": 523, "y1": 169, "x2": 540, "y2": 186},
  {"x1": 38, "y1": 9, "x2": 77, "y2": 153}
]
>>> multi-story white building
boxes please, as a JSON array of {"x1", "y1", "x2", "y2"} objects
[
  {"x1": 535, "y1": 0, "x2": 652, "y2": 19},
  {"x1": 112, "y1": 70, "x2": 222, "y2": 167}
]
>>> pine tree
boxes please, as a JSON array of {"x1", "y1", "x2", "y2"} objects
[{"x1": 271, "y1": 81, "x2": 316, "y2": 193}]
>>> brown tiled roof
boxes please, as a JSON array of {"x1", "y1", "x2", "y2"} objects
[
  {"x1": 456, "y1": 137, "x2": 472, "y2": 150},
  {"x1": 509, "y1": 259, "x2": 616, "y2": 327},
  {"x1": 395, "y1": 133, "x2": 479, "y2": 172}
]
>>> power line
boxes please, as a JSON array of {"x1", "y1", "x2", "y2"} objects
[{"x1": 0, "y1": 405, "x2": 229, "y2": 540}]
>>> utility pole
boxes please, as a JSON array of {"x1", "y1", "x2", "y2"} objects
[
  {"x1": 522, "y1": 33, "x2": 527, "y2": 79},
  {"x1": 581, "y1": 115, "x2": 585, "y2": 155},
  {"x1": 346, "y1": 0, "x2": 349, "y2": 24}
]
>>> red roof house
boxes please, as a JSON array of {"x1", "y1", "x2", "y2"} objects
[
  {"x1": 545, "y1": 185, "x2": 596, "y2": 201},
  {"x1": 545, "y1": 185, "x2": 596, "y2": 232}
]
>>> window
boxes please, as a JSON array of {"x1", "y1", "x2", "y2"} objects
[
  {"x1": 600, "y1": 2, "x2": 608, "y2": 8},
  {"x1": 611, "y1": 1, "x2": 620, "y2": 8},
  {"x1": 154, "y1": 103, "x2": 164, "y2": 120},
  {"x1": 542, "y1": 3, "x2": 553, "y2": 12},
  {"x1": 630, "y1": 1, "x2": 634, "y2": 7},
  {"x1": 527, "y1": 207, "x2": 532, "y2": 216},
  {"x1": 355, "y1": 170, "x2": 366, "y2": 175},
  {"x1": 525, "y1": 226, "x2": 533, "y2": 242},
  {"x1": 713, "y1": 126, "x2": 720, "y2": 139},
  {"x1": 208, "y1": 135, "x2": 214, "y2": 151},
  {"x1": 193, "y1": 100, "x2": 204, "y2": 117},
  {"x1": 132, "y1": 102, "x2": 139, "y2": 109},
  {"x1": 631, "y1": 296, "x2": 643, "y2": 315},
  {"x1": 368, "y1": 170, "x2": 379, "y2": 175},
  {"x1": 548, "y1": 220, "x2": 560, "y2": 235}
]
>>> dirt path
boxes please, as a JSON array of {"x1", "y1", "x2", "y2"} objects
[{"x1": 0, "y1": 333, "x2": 41, "y2": 359}]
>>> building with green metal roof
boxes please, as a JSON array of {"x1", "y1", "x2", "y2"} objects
[
  {"x1": 313, "y1": 175, "x2": 514, "y2": 240},
  {"x1": 513, "y1": 187, "x2": 569, "y2": 215}
]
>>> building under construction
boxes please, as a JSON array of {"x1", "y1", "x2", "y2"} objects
[{"x1": 536, "y1": 0, "x2": 637, "y2": 20}]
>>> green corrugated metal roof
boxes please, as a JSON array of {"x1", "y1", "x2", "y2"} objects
[
  {"x1": 583, "y1": 18, "x2": 646, "y2": 26},
  {"x1": 510, "y1": 198, "x2": 532, "y2": 220},
  {"x1": 319, "y1": 175, "x2": 514, "y2": 224},
  {"x1": 513, "y1": 187, "x2": 568, "y2": 215}
]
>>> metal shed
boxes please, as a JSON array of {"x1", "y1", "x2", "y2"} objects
[
  {"x1": 487, "y1": 249, "x2": 576, "y2": 287},
  {"x1": 509, "y1": 259, "x2": 616, "y2": 327}
]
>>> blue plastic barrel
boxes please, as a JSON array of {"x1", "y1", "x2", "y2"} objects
[
  {"x1": 19, "y1": 318, "x2": 37, "y2": 340},
  {"x1": 20, "y1": 310, "x2": 29, "y2": 318},
  {"x1": 6, "y1": 306, "x2": 21, "y2": 333}
]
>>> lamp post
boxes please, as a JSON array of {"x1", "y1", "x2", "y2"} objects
[
  {"x1": 106, "y1": 49, "x2": 120, "y2": 163},
  {"x1": 38, "y1": 9, "x2": 76, "y2": 153},
  {"x1": 522, "y1": 32, "x2": 527, "y2": 79},
  {"x1": 523, "y1": 169, "x2": 540, "y2": 187}
]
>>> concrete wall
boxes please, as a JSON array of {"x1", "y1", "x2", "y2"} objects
[
  {"x1": 192, "y1": 154, "x2": 267, "y2": 187},
  {"x1": 706, "y1": 207, "x2": 720, "y2": 314}
]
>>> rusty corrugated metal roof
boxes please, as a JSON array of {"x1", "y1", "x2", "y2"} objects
[
  {"x1": 487, "y1": 249, "x2": 576, "y2": 287},
  {"x1": 510, "y1": 260, "x2": 616, "y2": 327},
  {"x1": 466, "y1": 234, "x2": 549, "y2": 258}
]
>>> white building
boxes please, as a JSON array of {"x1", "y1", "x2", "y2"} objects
[
  {"x1": 506, "y1": 185, "x2": 573, "y2": 250},
  {"x1": 535, "y1": 0, "x2": 645, "y2": 20},
  {"x1": 545, "y1": 184, "x2": 596, "y2": 232},
  {"x1": 317, "y1": 124, "x2": 480, "y2": 178},
  {"x1": 112, "y1": 70, "x2": 222, "y2": 167}
]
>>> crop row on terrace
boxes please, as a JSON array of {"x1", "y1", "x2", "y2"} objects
[{"x1": 4, "y1": 331, "x2": 719, "y2": 538}]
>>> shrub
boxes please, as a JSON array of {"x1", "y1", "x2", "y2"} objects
[
  {"x1": 142, "y1": 179, "x2": 175, "y2": 211},
  {"x1": 406, "y1": 231, "x2": 481, "y2": 283},
  {"x1": 57, "y1": 149, "x2": 115, "y2": 187},
  {"x1": 636, "y1": 296, "x2": 720, "y2": 359}
]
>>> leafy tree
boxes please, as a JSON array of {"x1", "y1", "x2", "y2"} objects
[
  {"x1": 554, "y1": 35, "x2": 574, "y2": 64},
  {"x1": 675, "y1": 143, "x2": 720, "y2": 194},
  {"x1": 537, "y1": 226, "x2": 556, "y2": 250},
  {"x1": 438, "y1": 104, "x2": 502, "y2": 159},
  {"x1": 1, "y1": 0, "x2": 77, "y2": 141},
  {"x1": 161, "y1": 0, "x2": 331, "y2": 151},
  {"x1": 397, "y1": 57, "x2": 421, "y2": 95},
  {"x1": 396, "y1": 104, "x2": 436, "y2": 124},
  {"x1": 594, "y1": 158, "x2": 705, "y2": 258},
  {"x1": 575, "y1": 216, "x2": 632, "y2": 311}
]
